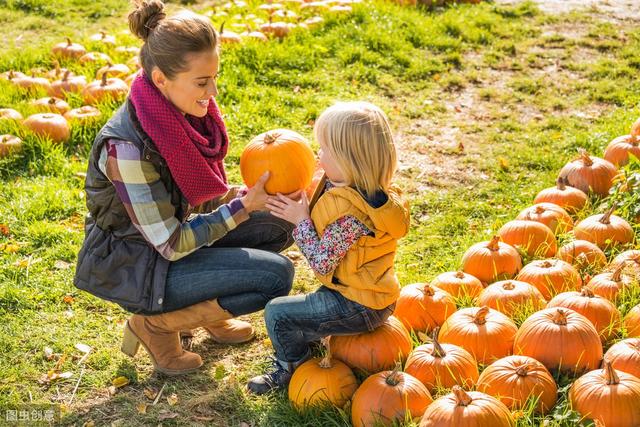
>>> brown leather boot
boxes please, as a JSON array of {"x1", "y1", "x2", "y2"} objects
[
  {"x1": 121, "y1": 299, "x2": 231, "y2": 375},
  {"x1": 202, "y1": 319, "x2": 255, "y2": 344}
]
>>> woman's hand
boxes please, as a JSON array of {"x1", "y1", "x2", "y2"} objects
[
  {"x1": 266, "y1": 191, "x2": 310, "y2": 225},
  {"x1": 240, "y1": 172, "x2": 270, "y2": 213}
]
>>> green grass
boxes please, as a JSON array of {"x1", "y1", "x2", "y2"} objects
[{"x1": 0, "y1": 0, "x2": 639, "y2": 425}]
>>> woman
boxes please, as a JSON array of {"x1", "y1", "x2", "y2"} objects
[{"x1": 74, "y1": 0, "x2": 296, "y2": 375}]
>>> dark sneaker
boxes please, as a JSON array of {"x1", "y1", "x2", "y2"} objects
[{"x1": 247, "y1": 358, "x2": 294, "y2": 394}]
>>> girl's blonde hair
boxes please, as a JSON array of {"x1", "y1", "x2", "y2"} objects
[{"x1": 314, "y1": 101, "x2": 397, "y2": 198}]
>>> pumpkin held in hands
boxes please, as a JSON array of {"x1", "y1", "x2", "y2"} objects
[{"x1": 240, "y1": 129, "x2": 316, "y2": 194}]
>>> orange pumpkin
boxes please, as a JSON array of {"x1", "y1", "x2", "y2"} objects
[
  {"x1": 48, "y1": 71, "x2": 87, "y2": 97},
  {"x1": 351, "y1": 369, "x2": 432, "y2": 427},
  {"x1": 477, "y1": 280, "x2": 546, "y2": 317},
  {"x1": 394, "y1": 283, "x2": 456, "y2": 333},
  {"x1": 405, "y1": 328, "x2": 479, "y2": 393},
  {"x1": 514, "y1": 308, "x2": 603, "y2": 374},
  {"x1": 569, "y1": 360, "x2": 640, "y2": 427},
  {"x1": 89, "y1": 31, "x2": 116, "y2": 45},
  {"x1": 96, "y1": 62, "x2": 132, "y2": 80},
  {"x1": 556, "y1": 240, "x2": 607, "y2": 270},
  {"x1": 240, "y1": 129, "x2": 316, "y2": 195},
  {"x1": 23, "y1": 113, "x2": 70, "y2": 143},
  {"x1": 12, "y1": 74, "x2": 51, "y2": 93},
  {"x1": 516, "y1": 259, "x2": 582, "y2": 300},
  {"x1": 604, "y1": 338, "x2": 640, "y2": 379},
  {"x1": 288, "y1": 340, "x2": 358, "y2": 410},
  {"x1": 330, "y1": 316, "x2": 412, "y2": 373},
  {"x1": 79, "y1": 51, "x2": 113, "y2": 64},
  {"x1": 260, "y1": 21, "x2": 292, "y2": 38},
  {"x1": 438, "y1": 306, "x2": 518, "y2": 365},
  {"x1": 0, "y1": 108, "x2": 23, "y2": 121},
  {"x1": 419, "y1": 386, "x2": 514, "y2": 427},
  {"x1": 624, "y1": 305, "x2": 640, "y2": 337},
  {"x1": 51, "y1": 38, "x2": 86, "y2": 59},
  {"x1": 30, "y1": 97, "x2": 70, "y2": 115},
  {"x1": 430, "y1": 271, "x2": 484, "y2": 299},
  {"x1": 610, "y1": 250, "x2": 640, "y2": 279},
  {"x1": 559, "y1": 149, "x2": 618, "y2": 197},
  {"x1": 604, "y1": 130, "x2": 640, "y2": 167},
  {"x1": 533, "y1": 177, "x2": 588, "y2": 214},
  {"x1": 587, "y1": 263, "x2": 634, "y2": 301},
  {"x1": 82, "y1": 74, "x2": 129, "y2": 105},
  {"x1": 219, "y1": 23, "x2": 242, "y2": 44},
  {"x1": 0, "y1": 134, "x2": 22, "y2": 157},
  {"x1": 516, "y1": 203, "x2": 573, "y2": 235},
  {"x1": 64, "y1": 106, "x2": 102, "y2": 124},
  {"x1": 498, "y1": 220, "x2": 557, "y2": 258},
  {"x1": 476, "y1": 355, "x2": 557, "y2": 413},
  {"x1": 546, "y1": 287, "x2": 622, "y2": 343},
  {"x1": 573, "y1": 205, "x2": 634, "y2": 249},
  {"x1": 461, "y1": 236, "x2": 522, "y2": 285}
]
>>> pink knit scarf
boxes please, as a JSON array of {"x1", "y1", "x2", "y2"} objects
[{"x1": 129, "y1": 72, "x2": 229, "y2": 206}]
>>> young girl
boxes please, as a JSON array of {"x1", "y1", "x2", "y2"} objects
[{"x1": 248, "y1": 101, "x2": 410, "y2": 394}]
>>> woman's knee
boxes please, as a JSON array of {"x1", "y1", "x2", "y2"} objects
[{"x1": 264, "y1": 255, "x2": 294, "y2": 298}]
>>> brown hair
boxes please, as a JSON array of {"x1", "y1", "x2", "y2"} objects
[{"x1": 128, "y1": 0, "x2": 218, "y2": 79}]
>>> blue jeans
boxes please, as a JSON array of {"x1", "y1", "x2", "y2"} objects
[
  {"x1": 264, "y1": 286, "x2": 395, "y2": 363},
  {"x1": 161, "y1": 211, "x2": 295, "y2": 316}
]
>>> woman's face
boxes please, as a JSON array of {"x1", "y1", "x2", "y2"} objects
[
  {"x1": 152, "y1": 49, "x2": 219, "y2": 117},
  {"x1": 318, "y1": 138, "x2": 346, "y2": 185}
]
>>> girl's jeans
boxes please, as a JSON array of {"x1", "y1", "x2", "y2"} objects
[
  {"x1": 161, "y1": 211, "x2": 296, "y2": 316},
  {"x1": 264, "y1": 286, "x2": 395, "y2": 363}
]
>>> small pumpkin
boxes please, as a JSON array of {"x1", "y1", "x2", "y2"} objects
[
  {"x1": 330, "y1": 316, "x2": 412, "y2": 373},
  {"x1": 260, "y1": 20, "x2": 292, "y2": 38},
  {"x1": 82, "y1": 74, "x2": 129, "y2": 105},
  {"x1": 79, "y1": 51, "x2": 113, "y2": 65},
  {"x1": 405, "y1": 327, "x2": 479, "y2": 393},
  {"x1": 30, "y1": 97, "x2": 70, "y2": 115},
  {"x1": 394, "y1": 283, "x2": 456, "y2": 333},
  {"x1": 430, "y1": 271, "x2": 484, "y2": 299},
  {"x1": 23, "y1": 113, "x2": 70, "y2": 143},
  {"x1": 624, "y1": 304, "x2": 640, "y2": 337},
  {"x1": 604, "y1": 338, "x2": 640, "y2": 379},
  {"x1": 476, "y1": 355, "x2": 557, "y2": 413},
  {"x1": 516, "y1": 259, "x2": 582, "y2": 300},
  {"x1": 573, "y1": 205, "x2": 634, "y2": 249},
  {"x1": 96, "y1": 62, "x2": 132, "y2": 80},
  {"x1": 0, "y1": 70, "x2": 27, "y2": 81},
  {"x1": 89, "y1": 31, "x2": 116, "y2": 45},
  {"x1": 498, "y1": 219, "x2": 557, "y2": 258},
  {"x1": 438, "y1": 306, "x2": 518, "y2": 365},
  {"x1": 0, "y1": 108, "x2": 23, "y2": 121},
  {"x1": 240, "y1": 25, "x2": 268, "y2": 42},
  {"x1": 461, "y1": 236, "x2": 522, "y2": 285},
  {"x1": 115, "y1": 46, "x2": 140, "y2": 55},
  {"x1": 351, "y1": 367, "x2": 432, "y2": 427},
  {"x1": 558, "y1": 148, "x2": 618, "y2": 198},
  {"x1": 569, "y1": 360, "x2": 640, "y2": 427},
  {"x1": 556, "y1": 240, "x2": 607, "y2": 270},
  {"x1": 587, "y1": 263, "x2": 634, "y2": 301},
  {"x1": 64, "y1": 106, "x2": 102, "y2": 124},
  {"x1": 51, "y1": 37, "x2": 86, "y2": 59},
  {"x1": 0, "y1": 134, "x2": 22, "y2": 157},
  {"x1": 533, "y1": 177, "x2": 588, "y2": 214},
  {"x1": 546, "y1": 287, "x2": 622, "y2": 343},
  {"x1": 12, "y1": 74, "x2": 51, "y2": 93},
  {"x1": 48, "y1": 70, "x2": 87, "y2": 97},
  {"x1": 514, "y1": 307, "x2": 603, "y2": 374},
  {"x1": 419, "y1": 386, "x2": 514, "y2": 427},
  {"x1": 240, "y1": 129, "x2": 316, "y2": 195},
  {"x1": 604, "y1": 121, "x2": 640, "y2": 167},
  {"x1": 477, "y1": 280, "x2": 546, "y2": 317},
  {"x1": 516, "y1": 203, "x2": 573, "y2": 235}
]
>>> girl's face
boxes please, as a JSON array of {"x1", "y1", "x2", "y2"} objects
[
  {"x1": 318, "y1": 138, "x2": 346, "y2": 185},
  {"x1": 152, "y1": 49, "x2": 219, "y2": 117}
]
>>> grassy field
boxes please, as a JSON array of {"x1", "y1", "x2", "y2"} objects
[{"x1": 0, "y1": 0, "x2": 639, "y2": 425}]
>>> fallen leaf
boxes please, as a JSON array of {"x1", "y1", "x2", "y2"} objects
[
  {"x1": 0, "y1": 223, "x2": 9, "y2": 236},
  {"x1": 143, "y1": 387, "x2": 157, "y2": 400},
  {"x1": 136, "y1": 403, "x2": 147, "y2": 414},
  {"x1": 112, "y1": 376, "x2": 130, "y2": 388},
  {"x1": 75, "y1": 343, "x2": 91, "y2": 354},
  {"x1": 214, "y1": 364, "x2": 226, "y2": 380},
  {"x1": 107, "y1": 386, "x2": 117, "y2": 396},
  {"x1": 54, "y1": 260, "x2": 73, "y2": 270},
  {"x1": 13, "y1": 258, "x2": 29, "y2": 268},
  {"x1": 82, "y1": 420, "x2": 95, "y2": 427},
  {"x1": 2, "y1": 243, "x2": 19, "y2": 253},
  {"x1": 63, "y1": 295, "x2": 75, "y2": 304},
  {"x1": 166, "y1": 393, "x2": 178, "y2": 406},
  {"x1": 43, "y1": 347, "x2": 54, "y2": 360},
  {"x1": 158, "y1": 411, "x2": 178, "y2": 421},
  {"x1": 498, "y1": 157, "x2": 509, "y2": 171}
]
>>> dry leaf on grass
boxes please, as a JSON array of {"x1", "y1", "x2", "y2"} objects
[
  {"x1": 111, "y1": 376, "x2": 130, "y2": 388},
  {"x1": 143, "y1": 387, "x2": 157, "y2": 400},
  {"x1": 166, "y1": 393, "x2": 178, "y2": 406},
  {"x1": 158, "y1": 410, "x2": 178, "y2": 421},
  {"x1": 54, "y1": 260, "x2": 73, "y2": 270},
  {"x1": 136, "y1": 403, "x2": 147, "y2": 414}
]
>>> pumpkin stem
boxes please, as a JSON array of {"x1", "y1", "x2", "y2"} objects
[
  {"x1": 541, "y1": 260, "x2": 553, "y2": 268},
  {"x1": 385, "y1": 362, "x2": 402, "y2": 386},
  {"x1": 486, "y1": 236, "x2": 501, "y2": 252},
  {"x1": 62, "y1": 70, "x2": 71, "y2": 82},
  {"x1": 580, "y1": 286, "x2": 595, "y2": 298},
  {"x1": 220, "y1": 22, "x2": 226, "y2": 34},
  {"x1": 474, "y1": 306, "x2": 490, "y2": 325},
  {"x1": 452, "y1": 385, "x2": 473, "y2": 406},
  {"x1": 603, "y1": 359, "x2": 620, "y2": 385},
  {"x1": 515, "y1": 363, "x2": 532, "y2": 377},
  {"x1": 611, "y1": 261, "x2": 626, "y2": 282},
  {"x1": 552, "y1": 308, "x2": 568, "y2": 326},
  {"x1": 100, "y1": 73, "x2": 108, "y2": 87},
  {"x1": 48, "y1": 98, "x2": 56, "y2": 105},
  {"x1": 578, "y1": 148, "x2": 593, "y2": 167},
  {"x1": 422, "y1": 284, "x2": 436, "y2": 296},
  {"x1": 455, "y1": 271, "x2": 465, "y2": 279},
  {"x1": 556, "y1": 177, "x2": 566, "y2": 190},
  {"x1": 431, "y1": 327, "x2": 446, "y2": 358},
  {"x1": 264, "y1": 132, "x2": 280, "y2": 144},
  {"x1": 65, "y1": 37, "x2": 72, "y2": 47},
  {"x1": 600, "y1": 204, "x2": 616, "y2": 225},
  {"x1": 502, "y1": 281, "x2": 515, "y2": 291},
  {"x1": 534, "y1": 205, "x2": 545, "y2": 215},
  {"x1": 318, "y1": 337, "x2": 332, "y2": 369},
  {"x1": 630, "y1": 118, "x2": 640, "y2": 139}
]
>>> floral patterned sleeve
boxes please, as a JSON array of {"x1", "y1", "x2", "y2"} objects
[{"x1": 293, "y1": 216, "x2": 371, "y2": 276}]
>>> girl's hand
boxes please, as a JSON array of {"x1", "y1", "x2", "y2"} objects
[
  {"x1": 240, "y1": 172, "x2": 270, "y2": 213},
  {"x1": 266, "y1": 191, "x2": 310, "y2": 225}
]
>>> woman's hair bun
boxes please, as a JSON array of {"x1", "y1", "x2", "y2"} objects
[{"x1": 128, "y1": 0, "x2": 166, "y2": 41}]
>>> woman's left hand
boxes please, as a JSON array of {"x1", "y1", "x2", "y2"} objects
[{"x1": 266, "y1": 191, "x2": 310, "y2": 225}]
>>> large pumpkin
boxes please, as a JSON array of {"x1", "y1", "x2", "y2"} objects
[
  {"x1": 476, "y1": 355, "x2": 557, "y2": 414},
  {"x1": 461, "y1": 236, "x2": 522, "y2": 285},
  {"x1": 610, "y1": 250, "x2": 640, "y2": 279},
  {"x1": 476, "y1": 280, "x2": 546, "y2": 318},
  {"x1": 573, "y1": 205, "x2": 634, "y2": 249},
  {"x1": 23, "y1": 113, "x2": 70, "y2": 143},
  {"x1": 556, "y1": 240, "x2": 607, "y2": 271},
  {"x1": 516, "y1": 203, "x2": 573, "y2": 235},
  {"x1": 514, "y1": 308, "x2": 603, "y2": 374},
  {"x1": 604, "y1": 338, "x2": 640, "y2": 379},
  {"x1": 351, "y1": 369, "x2": 432, "y2": 427},
  {"x1": 419, "y1": 386, "x2": 514, "y2": 427},
  {"x1": 438, "y1": 306, "x2": 518, "y2": 365},
  {"x1": 516, "y1": 259, "x2": 582, "y2": 300},
  {"x1": 330, "y1": 316, "x2": 411, "y2": 373},
  {"x1": 624, "y1": 305, "x2": 640, "y2": 337},
  {"x1": 546, "y1": 287, "x2": 622, "y2": 343},
  {"x1": 558, "y1": 149, "x2": 618, "y2": 197},
  {"x1": 240, "y1": 129, "x2": 316, "y2": 194},
  {"x1": 405, "y1": 328, "x2": 479, "y2": 393},
  {"x1": 430, "y1": 271, "x2": 484, "y2": 299},
  {"x1": 533, "y1": 177, "x2": 588, "y2": 214},
  {"x1": 569, "y1": 360, "x2": 640, "y2": 427},
  {"x1": 498, "y1": 220, "x2": 557, "y2": 258},
  {"x1": 394, "y1": 283, "x2": 456, "y2": 333},
  {"x1": 604, "y1": 130, "x2": 640, "y2": 167}
]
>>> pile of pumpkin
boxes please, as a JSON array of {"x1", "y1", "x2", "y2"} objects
[{"x1": 286, "y1": 119, "x2": 640, "y2": 426}]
